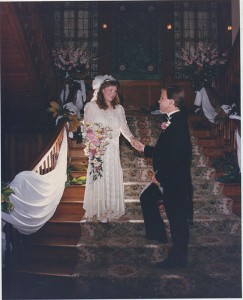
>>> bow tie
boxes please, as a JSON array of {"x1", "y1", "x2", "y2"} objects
[{"x1": 163, "y1": 115, "x2": 171, "y2": 122}]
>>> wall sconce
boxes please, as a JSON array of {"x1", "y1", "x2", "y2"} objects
[
  {"x1": 167, "y1": 24, "x2": 172, "y2": 30},
  {"x1": 102, "y1": 23, "x2": 108, "y2": 29},
  {"x1": 119, "y1": 64, "x2": 126, "y2": 71},
  {"x1": 147, "y1": 64, "x2": 154, "y2": 72},
  {"x1": 227, "y1": 25, "x2": 232, "y2": 31}
]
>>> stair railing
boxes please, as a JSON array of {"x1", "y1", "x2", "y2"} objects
[
  {"x1": 212, "y1": 29, "x2": 241, "y2": 158},
  {"x1": 28, "y1": 119, "x2": 68, "y2": 174},
  {"x1": 3, "y1": 120, "x2": 69, "y2": 274},
  {"x1": 212, "y1": 118, "x2": 241, "y2": 153}
]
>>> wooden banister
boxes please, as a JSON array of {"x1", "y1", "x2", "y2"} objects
[
  {"x1": 28, "y1": 119, "x2": 68, "y2": 174},
  {"x1": 212, "y1": 118, "x2": 240, "y2": 154}
]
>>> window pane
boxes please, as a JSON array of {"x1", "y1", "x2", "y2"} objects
[
  {"x1": 54, "y1": 2, "x2": 99, "y2": 78},
  {"x1": 174, "y1": 1, "x2": 219, "y2": 79}
]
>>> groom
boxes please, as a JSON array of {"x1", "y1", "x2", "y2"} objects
[{"x1": 134, "y1": 85, "x2": 193, "y2": 268}]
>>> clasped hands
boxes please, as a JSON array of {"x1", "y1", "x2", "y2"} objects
[
  {"x1": 130, "y1": 138, "x2": 161, "y2": 187},
  {"x1": 130, "y1": 137, "x2": 145, "y2": 152}
]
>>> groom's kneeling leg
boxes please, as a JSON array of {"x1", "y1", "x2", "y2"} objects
[{"x1": 140, "y1": 183, "x2": 167, "y2": 241}]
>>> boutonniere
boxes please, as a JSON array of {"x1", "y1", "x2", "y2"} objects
[{"x1": 161, "y1": 120, "x2": 171, "y2": 131}]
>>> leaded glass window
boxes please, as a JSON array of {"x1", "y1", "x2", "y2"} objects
[
  {"x1": 54, "y1": 2, "x2": 98, "y2": 78},
  {"x1": 174, "y1": 1, "x2": 218, "y2": 79}
]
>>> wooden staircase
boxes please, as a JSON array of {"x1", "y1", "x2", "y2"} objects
[
  {"x1": 15, "y1": 140, "x2": 87, "y2": 278},
  {"x1": 3, "y1": 113, "x2": 241, "y2": 299},
  {"x1": 190, "y1": 119, "x2": 241, "y2": 217}
]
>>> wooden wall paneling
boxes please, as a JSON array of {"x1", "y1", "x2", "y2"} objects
[
  {"x1": 119, "y1": 80, "x2": 162, "y2": 109},
  {"x1": 118, "y1": 80, "x2": 195, "y2": 111},
  {"x1": 2, "y1": 131, "x2": 54, "y2": 181}
]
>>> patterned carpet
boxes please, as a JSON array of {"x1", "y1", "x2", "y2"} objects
[
  {"x1": 74, "y1": 114, "x2": 241, "y2": 298},
  {"x1": 4, "y1": 114, "x2": 240, "y2": 299}
]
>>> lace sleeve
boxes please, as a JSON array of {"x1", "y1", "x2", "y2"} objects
[
  {"x1": 84, "y1": 102, "x2": 95, "y2": 123},
  {"x1": 119, "y1": 105, "x2": 134, "y2": 142}
]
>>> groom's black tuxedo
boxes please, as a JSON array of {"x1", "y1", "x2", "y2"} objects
[{"x1": 140, "y1": 110, "x2": 193, "y2": 265}]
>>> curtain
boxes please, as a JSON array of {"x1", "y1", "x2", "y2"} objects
[{"x1": 235, "y1": 129, "x2": 241, "y2": 172}]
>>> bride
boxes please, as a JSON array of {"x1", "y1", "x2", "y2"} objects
[{"x1": 83, "y1": 75, "x2": 138, "y2": 223}]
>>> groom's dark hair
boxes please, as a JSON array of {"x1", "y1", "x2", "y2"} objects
[{"x1": 164, "y1": 85, "x2": 184, "y2": 108}]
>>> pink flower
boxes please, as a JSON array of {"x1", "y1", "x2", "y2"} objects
[
  {"x1": 161, "y1": 120, "x2": 171, "y2": 130},
  {"x1": 83, "y1": 122, "x2": 113, "y2": 181}
]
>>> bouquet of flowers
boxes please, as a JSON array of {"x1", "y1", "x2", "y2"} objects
[
  {"x1": 82, "y1": 122, "x2": 113, "y2": 181},
  {"x1": 47, "y1": 101, "x2": 82, "y2": 142},
  {"x1": 178, "y1": 42, "x2": 227, "y2": 90},
  {"x1": 52, "y1": 46, "x2": 90, "y2": 78}
]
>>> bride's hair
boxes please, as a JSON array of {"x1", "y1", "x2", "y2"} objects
[{"x1": 97, "y1": 80, "x2": 120, "y2": 110}]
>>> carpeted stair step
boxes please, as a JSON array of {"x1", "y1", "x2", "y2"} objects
[
  {"x1": 122, "y1": 166, "x2": 217, "y2": 182},
  {"x1": 121, "y1": 147, "x2": 210, "y2": 169},
  {"x1": 76, "y1": 233, "x2": 240, "y2": 266},
  {"x1": 191, "y1": 153, "x2": 209, "y2": 167},
  {"x1": 123, "y1": 180, "x2": 224, "y2": 199},
  {"x1": 124, "y1": 195, "x2": 233, "y2": 215},
  {"x1": 73, "y1": 260, "x2": 241, "y2": 298},
  {"x1": 80, "y1": 213, "x2": 240, "y2": 238}
]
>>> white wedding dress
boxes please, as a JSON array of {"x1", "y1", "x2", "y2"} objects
[{"x1": 83, "y1": 101, "x2": 134, "y2": 222}]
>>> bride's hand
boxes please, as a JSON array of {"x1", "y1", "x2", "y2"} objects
[{"x1": 130, "y1": 138, "x2": 145, "y2": 152}]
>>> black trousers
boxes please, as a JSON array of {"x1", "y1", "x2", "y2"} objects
[
  {"x1": 140, "y1": 182, "x2": 189, "y2": 262},
  {"x1": 140, "y1": 183, "x2": 167, "y2": 239}
]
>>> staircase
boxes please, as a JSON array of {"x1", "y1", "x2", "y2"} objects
[{"x1": 3, "y1": 113, "x2": 241, "y2": 299}]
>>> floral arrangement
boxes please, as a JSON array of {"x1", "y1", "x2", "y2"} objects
[
  {"x1": 161, "y1": 120, "x2": 171, "y2": 131},
  {"x1": 178, "y1": 42, "x2": 227, "y2": 91},
  {"x1": 1, "y1": 182, "x2": 15, "y2": 214},
  {"x1": 47, "y1": 101, "x2": 82, "y2": 142},
  {"x1": 52, "y1": 46, "x2": 90, "y2": 78},
  {"x1": 82, "y1": 122, "x2": 113, "y2": 181}
]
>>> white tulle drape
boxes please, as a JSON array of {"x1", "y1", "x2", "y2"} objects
[
  {"x1": 235, "y1": 129, "x2": 241, "y2": 172},
  {"x1": 194, "y1": 87, "x2": 218, "y2": 123},
  {"x1": 2, "y1": 129, "x2": 68, "y2": 235}
]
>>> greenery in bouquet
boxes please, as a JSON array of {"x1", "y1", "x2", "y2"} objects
[
  {"x1": 52, "y1": 46, "x2": 91, "y2": 79},
  {"x1": 213, "y1": 151, "x2": 241, "y2": 183},
  {"x1": 178, "y1": 42, "x2": 227, "y2": 91},
  {"x1": 1, "y1": 182, "x2": 15, "y2": 214},
  {"x1": 65, "y1": 165, "x2": 86, "y2": 187}
]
